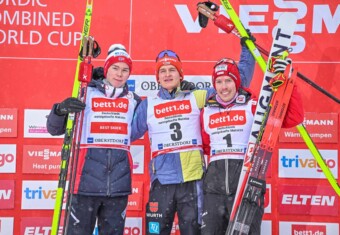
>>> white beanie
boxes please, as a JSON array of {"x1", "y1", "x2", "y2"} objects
[{"x1": 103, "y1": 44, "x2": 132, "y2": 77}]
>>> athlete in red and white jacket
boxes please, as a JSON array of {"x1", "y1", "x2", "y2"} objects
[{"x1": 200, "y1": 58, "x2": 304, "y2": 235}]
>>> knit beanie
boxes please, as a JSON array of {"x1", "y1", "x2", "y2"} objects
[
  {"x1": 155, "y1": 52, "x2": 183, "y2": 82},
  {"x1": 212, "y1": 58, "x2": 241, "y2": 90},
  {"x1": 103, "y1": 44, "x2": 132, "y2": 77}
]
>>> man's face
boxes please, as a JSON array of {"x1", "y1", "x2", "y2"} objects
[
  {"x1": 106, "y1": 62, "x2": 130, "y2": 88},
  {"x1": 215, "y1": 75, "x2": 237, "y2": 102},
  {"x1": 158, "y1": 64, "x2": 182, "y2": 92}
]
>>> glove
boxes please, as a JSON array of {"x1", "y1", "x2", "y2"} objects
[
  {"x1": 269, "y1": 73, "x2": 286, "y2": 89},
  {"x1": 268, "y1": 56, "x2": 293, "y2": 89},
  {"x1": 240, "y1": 29, "x2": 256, "y2": 47},
  {"x1": 269, "y1": 57, "x2": 292, "y2": 74},
  {"x1": 56, "y1": 97, "x2": 86, "y2": 115},
  {"x1": 180, "y1": 80, "x2": 196, "y2": 91},
  {"x1": 92, "y1": 67, "x2": 104, "y2": 80}
]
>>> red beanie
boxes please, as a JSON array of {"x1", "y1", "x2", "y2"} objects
[
  {"x1": 155, "y1": 54, "x2": 183, "y2": 82},
  {"x1": 103, "y1": 44, "x2": 132, "y2": 77},
  {"x1": 212, "y1": 58, "x2": 241, "y2": 90}
]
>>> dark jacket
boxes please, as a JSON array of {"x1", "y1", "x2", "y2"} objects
[{"x1": 47, "y1": 78, "x2": 141, "y2": 197}]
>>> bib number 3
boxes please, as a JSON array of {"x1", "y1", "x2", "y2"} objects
[{"x1": 169, "y1": 122, "x2": 182, "y2": 141}]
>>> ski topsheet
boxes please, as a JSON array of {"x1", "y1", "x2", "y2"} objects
[
  {"x1": 51, "y1": 1, "x2": 94, "y2": 235},
  {"x1": 225, "y1": 12, "x2": 297, "y2": 235}
]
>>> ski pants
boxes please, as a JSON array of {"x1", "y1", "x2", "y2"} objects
[
  {"x1": 201, "y1": 192, "x2": 264, "y2": 235},
  {"x1": 65, "y1": 194, "x2": 128, "y2": 235},
  {"x1": 145, "y1": 179, "x2": 202, "y2": 235}
]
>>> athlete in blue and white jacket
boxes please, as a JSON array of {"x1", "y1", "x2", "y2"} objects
[{"x1": 131, "y1": 44, "x2": 255, "y2": 235}]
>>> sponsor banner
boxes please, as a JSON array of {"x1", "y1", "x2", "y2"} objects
[
  {"x1": 22, "y1": 145, "x2": 61, "y2": 174},
  {"x1": 1, "y1": 1, "x2": 340, "y2": 59},
  {"x1": 0, "y1": 144, "x2": 16, "y2": 173},
  {"x1": 279, "y1": 185, "x2": 338, "y2": 216},
  {"x1": 123, "y1": 217, "x2": 143, "y2": 235},
  {"x1": 21, "y1": 217, "x2": 63, "y2": 235},
  {"x1": 127, "y1": 181, "x2": 144, "y2": 211},
  {"x1": 279, "y1": 221, "x2": 339, "y2": 235},
  {"x1": 21, "y1": 216, "x2": 142, "y2": 235},
  {"x1": 169, "y1": 217, "x2": 275, "y2": 235},
  {"x1": 130, "y1": 75, "x2": 211, "y2": 97},
  {"x1": 278, "y1": 149, "x2": 338, "y2": 179},
  {"x1": 261, "y1": 221, "x2": 272, "y2": 235},
  {"x1": 0, "y1": 108, "x2": 17, "y2": 137},
  {"x1": 24, "y1": 109, "x2": 61, "y2": 138},
  {"x1": 0, "y1": 217, "x2": 14, "y2": 235},
  {"x1": 131, "y1": 145, "x2": 145, "y2": 174},
  {"x1": 0, "y1": 180, "x2": 15, "y2": 209},
  {"x1": 21, "y1": 180, "x2": 67, "y2": 210},
  {"x1": 1, "y1": 1, "x2": 84, "y2": 57},
  {"x1": 279, "y1": 113, "x2": 338, "y2": 143},
  {"x1": 264, "y1": 184, "x2": 271, "y2": 214}
]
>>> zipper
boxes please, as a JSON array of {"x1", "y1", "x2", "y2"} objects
[
  {"x1": 225, "y1": 159, "x2": 229, "y2": 194},
  {"x1": 107, "y1": 149, "x2": 112, "y2": 196}
]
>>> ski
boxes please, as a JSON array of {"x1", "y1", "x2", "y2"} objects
[{"x1": 51, "y1": 1, "x2": 94, "y2": 235}]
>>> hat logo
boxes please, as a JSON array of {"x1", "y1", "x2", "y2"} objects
[
  {"x1": 161, "y1": 57, "x2": 177, "y2": 63},
  {"x1": 113, "y1": 51, "x2": 129, "y2": 57},
  {"x1": 215, "y1": 64, "x2": 227, "y2": 73}
]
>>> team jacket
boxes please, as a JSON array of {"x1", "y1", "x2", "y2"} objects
[
  {"x1": 47, "y1": 79, "x2": 141, "y2": 197},
  {"x1": 130, "y1": 46, "x2": 255, "y2": 185},
  {"x1": 200, "y1": 86, "x2": 304, "y2": 195}
]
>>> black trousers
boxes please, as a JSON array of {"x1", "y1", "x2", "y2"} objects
[
  {"x1": 145, "y1": 179, "x2": 202, "y2": 235},
  {"x1": 201, "y1": 193, "x2": 264, "y2": 235},
  {"x1": 65, "y1": 194, "x2": 128, "y2": 235}
]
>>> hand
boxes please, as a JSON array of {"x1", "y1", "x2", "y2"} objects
[
  {"x1": 268, "y1": 56, "x2": 293, "y2": 88},
  {"x1": 92, "y1": 67, "x2": 104, "y2": 80},
  {"x1": 240, "y1": 29, "x2": 256, "y2": 47},
  {"x1": 56, "y1": 97, "x2": 85, "y2": 115},
  {"x1": 180, "y1": 80, "x2": 196, "y2": 91},
  {"x1": 270, "y1": 57, "x2": 292, "y2": 74}
]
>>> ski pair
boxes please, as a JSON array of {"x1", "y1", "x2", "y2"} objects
[
  {"x1": 227, "y1": 66, "x2": 297, "y2": 235},
  {"x1": 51, "y1": 1, "x2": 94, "y2": 234},
  {"x1": 62, "y1": 35, "x2": 94, "y2": 235},
  {"x1": 220, "y1": 9, "x2": 297, "y2": 235}
]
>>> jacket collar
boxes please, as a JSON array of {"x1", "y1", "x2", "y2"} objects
[
  {"x1": 206, "y1": 87, "x2": 253, "y2": 109},
  {"x1": 89, "y1": 80, "x2": 130, "y2": 98}
]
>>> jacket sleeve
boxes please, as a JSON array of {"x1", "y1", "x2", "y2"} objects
[
  {"x1": 130, "y1": 98, "x2": 149, "y2": 142},
  {"x1": 200, "y1": 109, "x2": 211, "y2": 156},
  {"x1": 238, "y1": 45, "x2": 255, "y2": 88},
  {"x1": 46, "y1": 103, "x2": 68, "y2": 136},
  {"x1": 282, "y1": 84, "x2": 304, "y2": 128}
]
